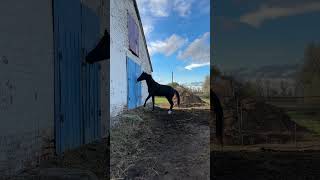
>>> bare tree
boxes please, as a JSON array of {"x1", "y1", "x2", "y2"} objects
[
  {"x1": 203, "y1": 75, "x2": 210, "y2": 97},
  {"x1": 280, "y1": 80, "x2": 288, "y2": 96},
  {"x1": 255, "y1": 78, "x2": 264, "y2": 97},
  {"x1": 297, "y1": 42, "x2": 320, "y2": 97}
]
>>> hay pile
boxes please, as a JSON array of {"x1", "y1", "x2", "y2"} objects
[
  {"x1": 110, "y1": 108, "x2": 162, "y2": 179},
  {"x1": 210, "y1": 76, "x2": 310, "y2": 145},
  {"x1": 174, "y1": 86, "x2": 205, "y2": 107},
  {"x1": 220, "y1": 97, "x2": 309, "y2": 145},
  {"x1": 27, "y1": 138, "x2": 108, "y2": 179}
]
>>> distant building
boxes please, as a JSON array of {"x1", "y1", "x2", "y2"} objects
[{"x1": 110, "y1": 0, "x2": 153, "y2": 120}]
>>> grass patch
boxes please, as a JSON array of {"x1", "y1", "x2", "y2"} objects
[
  {"x1": 155, "y1": 96, "x2": 210, "y2": 106},
  {"x1": 201, "y1": 97, "x2": 210, "y2": 104},
  {"x1": 287, "y1": 111, "x2": 320, "y2": 135},
  {"x1": 155, "y1": 97, "x2": 168, "y2": 105}
]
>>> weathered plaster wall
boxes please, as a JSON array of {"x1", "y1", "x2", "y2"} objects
[
  {"x1": 110, "y1": 0, "x2": 152, "y2": 119},
  {"x1": 0, "y1": 0, "x2": 54, "y2": 175}
]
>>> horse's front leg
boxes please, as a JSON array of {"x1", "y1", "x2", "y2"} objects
[
  {"x1": 152, "y1": 96, "x2": 155, "y2": 111},
  {"x1": 144, "y1": 94, "x2": 151, "y2": 107}
]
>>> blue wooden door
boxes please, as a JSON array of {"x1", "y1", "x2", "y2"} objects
[
  {"x1": 127, "y1": 58, "x2": 141, "y2": 109},
  {"x1": 81, "y1": 5, "x2": 101, "y2": 144},
  {"x1": 53, "y1": 0, "x2": 82, "y2": 154},
  {"x1": 53, "y1": 1, "x2": 101, "y2": 154}
]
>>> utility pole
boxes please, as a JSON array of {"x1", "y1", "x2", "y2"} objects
[
  {"x1": 295, "y1": 123, "x2": 297, "y2": 148},
  {"x1": 172, "y1": 71, "x2": 173, "y2": 84},
  {"x1": 240, "y1": 103, "x2": 243, "y2": 145}
]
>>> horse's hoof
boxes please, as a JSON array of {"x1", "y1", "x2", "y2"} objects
[{"x1": 168, "y1": 110, "x2": 172, "y2": 114}]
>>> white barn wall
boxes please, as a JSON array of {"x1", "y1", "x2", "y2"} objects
[
  {"x1": 110, "y1": 0, "x2": 152, "y2": 119},
  {"x1": 0, "y1": 0, "x2": 54, "y2": 174}
]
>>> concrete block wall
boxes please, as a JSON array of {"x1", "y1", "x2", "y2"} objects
[
  {"x1": 0, "y1": 0, "x2": 55, "y2": 175},
  {"x1": 110, "y1": 0, "x2": 152, "y2": 118}
]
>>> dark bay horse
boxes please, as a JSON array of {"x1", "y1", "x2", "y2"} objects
[
  {"x1": 85, "y1": 29, "x2": 110, "y2": 64},
  {"x1": 137, "y1": 72, "x2": 180, "y2": 114}
]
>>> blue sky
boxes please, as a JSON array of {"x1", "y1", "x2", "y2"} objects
[
  {"x1": 214, "y1": 0, "x2": 320, "y2": 73},
  {"x1": 136, "y1": 0, "x2": 210, "y2": 85}
]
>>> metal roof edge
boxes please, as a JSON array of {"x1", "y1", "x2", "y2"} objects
[{"x1": 132, "y1": 0, "x2": 153, "y2": 72}]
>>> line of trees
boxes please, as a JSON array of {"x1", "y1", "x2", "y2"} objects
[
  {"x1": 202, "y1": 75, "x2": 210, "y2": 96},
  {"x1": 296, "y1": 42, "x2": 320, "y2": 98}
]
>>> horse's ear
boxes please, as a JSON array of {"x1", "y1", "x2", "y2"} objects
[{"x1": 104, "y1": 29, "x2": 108, "y2": 36}]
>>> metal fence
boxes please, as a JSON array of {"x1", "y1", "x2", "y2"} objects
[{"x1": 211, "y1": 95, "x2": 320, "y2": 150}]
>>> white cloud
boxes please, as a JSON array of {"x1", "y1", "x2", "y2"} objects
[
  {"x1": 141, "y1": 18, "x2": 154, "y2": 38},
  {"x1": 136, "y1": 0, "x2": 196, "y2": 40},
  {"x1": 136, "y1": 0, "x2": 148, "y2": 15},
  {"x1": 137, "y1": 0, "x2": 169, "y2": 17},
  {"x1": 196, "y1": 0, "x2": 210, "y2": 15},
  {"x1": 136, "y1": 0, "x2": 169, "y2": 39},
  {"x1": 148, "y1": 34, "x2": 187, "y2": 56},
  {"x1": 137, "y1": 0, "x2": 193, "y2": 18},
  {"x1": 185, "y1": 62, "x2": 210, "y2": 70},
  {"x1": 173, "y1": 0, "x2": 192, "y2": 17},
  {"x1": 178, "y1": 32, "x2": 210, "y2": 64},
  {"x1": 149, "y1": 0, "x2": 170, "y2": 17},
  {"x1": 240, "y1": 2, "x2": 320, "y2": 28},
  {"x1": 136, "y1": 0, "x2": 167, "y2": 40}
]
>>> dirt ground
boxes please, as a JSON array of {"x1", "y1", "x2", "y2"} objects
[
  {"x1": 10, "y1": 138, "x2": 108, "y2": 180},
  {"x1": 211, "y1": 149, "x2": 320, "y2": 180},
  {"x1": 211, "y1": 102, "x2": 320, "y2": 180},
  {"x1": 110, "y1": 104, "x2": 210, "y2": 180}
]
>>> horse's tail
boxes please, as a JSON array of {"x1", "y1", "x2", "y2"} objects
[
  {"x1": 212, "y1": 90, "x2": 224, "y2": 147},
  {"x1": 175, "y1": 90, "x2": 180, "y2": 106}
]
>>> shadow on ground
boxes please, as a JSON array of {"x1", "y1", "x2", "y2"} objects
[{"x1": 211, "y1": 150, "x2": 320, "y2": 180}]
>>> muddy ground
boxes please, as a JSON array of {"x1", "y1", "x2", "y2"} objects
[{"x1": 110, "y1": 105, "x2": 210, "y2": 180}]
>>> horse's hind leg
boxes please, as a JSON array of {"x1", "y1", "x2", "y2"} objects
[
  {"x1": 152, "y1": 96, "x2": 155, "y2": 111},
  {"x1": 166, "y1": 96, "x2": 174, "y2": 114},
  {"x1": 144, "y1": 94, "x2": 151, "y2": 107}
]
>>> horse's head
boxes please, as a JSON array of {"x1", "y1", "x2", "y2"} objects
[
  {"x1": 85, "y1": 30, "x2": 110, "y2": 64},
  {"x1": 137, "y1": 71, "x2": 150, "y2": 82}
]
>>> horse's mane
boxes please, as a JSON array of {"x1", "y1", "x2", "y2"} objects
[
  {"x1": 144, "y1": 73, "x2": 160, "y2": 86},
  {"x1": 145, "y1": 73, "x2": 154, "y2": 81}
]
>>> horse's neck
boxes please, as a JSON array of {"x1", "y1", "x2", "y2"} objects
[{"x1": 146, "y1": 77, "x2": 158, "y2": 87}]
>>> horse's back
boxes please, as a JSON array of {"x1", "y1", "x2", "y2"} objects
[{"x1": 155, "y1": 84, "x2": 175, "y2": 96}]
